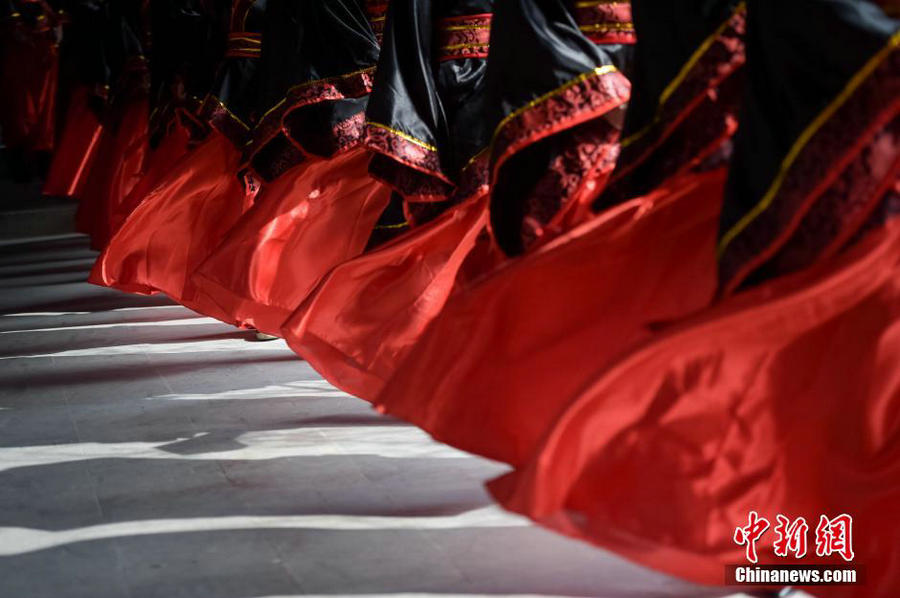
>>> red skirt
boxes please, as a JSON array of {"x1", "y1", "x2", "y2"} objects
[
  {"x1": 192, "y1": 148, "x2": 390, "y2": 335},
  {"x1": 108, "y1": 119, "x2": 193, "y2": 235},
  {"x1": 75, "y1": 97, "x2": 150, "y2": 249},
  {"x1": 490, "y1": 219, "x2": 900, "y2": 598},
  {"x1": 42, "y1": 86, "x2": 103, "y2": 198},
  {"x1": 280, "y1": 191, "x2": 498, "y2": 400},
  {"x1": 89, "y1": 131, "x2": 247, "y2": 322},
  {"x1": 374, "y1": 169, "x2": 726, "y2": 465},
  {"x1": 0, "y1": 28, "x2": 58, "y2": 153}
]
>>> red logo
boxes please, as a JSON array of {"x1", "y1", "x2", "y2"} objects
[
  {"x1": 734, "y1": 511, "x2": 770, "y2": 563},
  {"x1": 773, "y1": 515, "x2": 809, "y2": 558},
  {"x1": 734, "y1": 512, "x2": 854, "y2": 563},
  {"x1": 815, "y1": 514, "x2": 855, "y2": 562}
]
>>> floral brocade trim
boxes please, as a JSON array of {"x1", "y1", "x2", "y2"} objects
[
  {"x1": 244, "y1": 67, "x2": 376, "y2": 174},
  {"x1": 490, "y1": 65, "x2": 630, "y2": 178},
  {"x1": 519, "y1": 119, "x2": 621, "y2": 251},
  {"x1": 248, "y1": 111, "x2": 369, "y2": 183},
  {"x1": 718, "y1": 35, "x2": 900, "y2": 294},
  {"x1": 247, "y1": 67, "x2": 375, "y2": 153},
  {"x1": 450, "y1": 150, "x2": 490, "y2": 206},
  {"x1": 574, "y1": 1, "x2": 636, "y2": 45},
  {"x1": 603, "y1": 3, "x2": 746, "y2": 198},
  {"x1": 365, "y1": 0, "x2": 387, "y2": 44},
  {"x1": 485, "y1": 65, "x2": 630, "y2": 255},
  {"x1": 369, "y1": 154, "x2": 455, "y2": 202},
  {"x1": 225, "y1": 32, "x2": 261, "y2": 59},
  {"x1": 437, "y1": 13, "x2": 492, "y2": 61},
  {"x1": 199, "y1": 94, "x2": 251, "y2": 148},
  {"x1": 284, "y1": 111, "x2": 367, "y2": 159},
  {"x1": 763, "y1": 120, "x2": 900, "y2": 278},
  {"x1": 596, "y1": 69, "x2": 743, "y2": 209},
  {"x1": 403, "y1": 150, "x2": 490, "y2": 225},
  {"x1": 365, "y1": 121, "x2": 453, "y2": 189}
]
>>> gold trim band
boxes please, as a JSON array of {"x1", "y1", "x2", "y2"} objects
[
  {"x1": 579, "y1": 23, "x2": 635, "y2": 33},
  {"x1": 574, "y1": 1, "x2": 628, "y2": 7},
  {"x1": 442, "y1": 24, "x2": 491, "y2": 31},
  {"x1": 490, "y1": 64, "x2": 620, "y2": 150},
  {"x1": 366, "y1": 121, "x2": 439, "y2": 152},
  {"x1": 717, "y1": 29, "x2": 900, "y2": 256},
  {"x1": 440, "y1": 42, "x2": 490, "y2": 52},
  {"x1": 620, "y1": 2, "x2": 746, "y2": 149}
]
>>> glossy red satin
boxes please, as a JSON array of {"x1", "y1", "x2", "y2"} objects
[
  {"x1": 490, "y1": 220, "x2": 900, "y2": 598},
  {"x1": 281, "y1": 191, "x2": 497, "y2": 400},
  {"x1": 90, "y1": 132, "x2": 246, "y2": 323},
  {"x1": 374, "y1": 170, "x2": 725, "y2": 465},
  {"x1": 0, "y1": 28, "x2": 58, "y2": 152},
  {"x1": 192, "y1": 148, "x2": 391, "y2": 335},
  {"x1": 109, "y1": 120, "x2": 193, "y2": 235},
  {"x1": 75, "y1": 98, "x2": 150, "y2": 249},
  {"x1": 42, "y1": 86, "x2": 103, "y2": 198}
]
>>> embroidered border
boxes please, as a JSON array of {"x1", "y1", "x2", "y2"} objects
[
  {"x1": 719, "y1": 33, "x2": 900, "y2": 294},
  {"x1": 518, "y1": 119, "x2": 621, "y2": 251},
  {"x1": 365, "y1": 121, "x2": 451, "y2": 186},
  {"x1": 489, "y1": 64, "x2": 630, "y2": 177},
  {"x1": 437, "y1": 13, "x2": 492, "y2": 61},
  {"x1": 763, "y1": 121, "x2": 900, "y2": 277},
  {"x1": 199, "y1": 94, "x2": 252, "y2": 147},
  {"x1": 574, "y1": 1, "x2": 636, "y2": 45},
  {"x1": 364, "y1": 0, "x2": 387, "y2": 44},
  {"x1": 598, "y1": 3, "x2": 746, "y2": 205},
  {"x1": 402, "y1": 149, "x2": 490, "y2": 225},
  {"x1": 243, "y1": 66, "x2": 376, "y2": 176}
]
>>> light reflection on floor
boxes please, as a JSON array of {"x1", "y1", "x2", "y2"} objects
[{"x1": 0, "y1": 235, "x2": 800, "y2": 598}]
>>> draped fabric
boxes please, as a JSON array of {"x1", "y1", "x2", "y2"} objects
[
  {"x1": 0, "y1": 0, "x2": 59, "y2": 179},
  {"x1": 364, "y1": 0, "x2": 493, "y2": 210},
  {"x1": 277, "y1": 0, "x2": 496, "y2": 391},
  {"x1": 279, "y1": 0, "x2": 637, "y2": 397},
  {"x1": 89, "y1": 130, "x2": 245, "y2": 318},
  {"x1": 88, "y1": 0, "x2": 263, "y2": 306},
  {"x1": 282, "y1": 187, "x2": 497, "y2": 400},
  {"x1": 717, "y1": 1, "x2": 900, "y2": 293},
  {"x1": 374, "y1": 169, "x2": 724, "y2": 463},
  {"x1": 41, "y1": 1, "x2": 900, "y2": 596},
  {"x1": 42, "y1": 85, "x2": 103, "y2": 198},
  {"x1": 193, "y1": 150, "x2": 391, "y2": 335},
  {"x1": 72, "y1": 0, "x2": 151, "y2": 248},
  {"x1": 372, "y1": 6, "x2": 900, "y2": 598},
  {"x1": 43, "y1": 0, "x2": 111, "y2": 197},
  {"x1": 595, "y1": 0, "x2": 745, "y2": 208},
  {"x1": 243, "y1": 0, "x2": 380, "y2": 181},
  {"x1": 485, "y1": 0, "x2": 633, "y2": 254},
  {"x1": 108, "y1": 115, "x2": 194, "y2": 234},
  {"x1": 146, "y1": 0, "x2": 227, "y2": 145},
  {"x1": 491, "y1": 217, "x2": 900, "y2": 598},
  {"x1": 75, "y1": 95, "x2": 150, "y2": 249},
  {"x1": 190, "y1": 0, "x2": 385, "y2": 334}
]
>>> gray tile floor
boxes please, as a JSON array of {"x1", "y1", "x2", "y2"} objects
[{"x1": 0, "y1": 234, "x2": 772, "y2": 598}]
